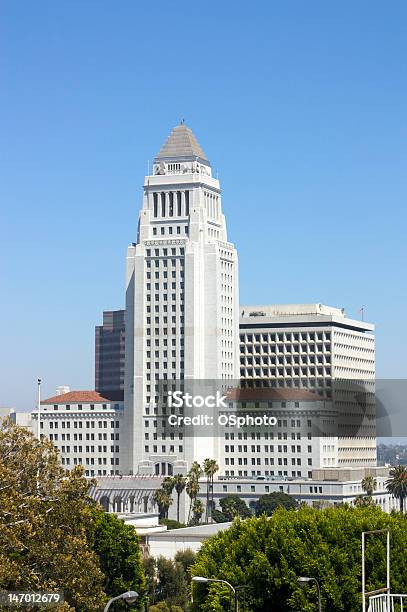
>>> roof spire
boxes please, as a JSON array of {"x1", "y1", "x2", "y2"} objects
[{"x1": 155, "y1": 123, "x2": 209, "y2": 164}]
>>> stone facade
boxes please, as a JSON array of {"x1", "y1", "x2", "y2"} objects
[{"x1": 123, "y1": 124, "x2": 239, "y2": 475}]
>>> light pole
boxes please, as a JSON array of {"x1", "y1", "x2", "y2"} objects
[
  {"x1": 37, "y1": 378, "x2": 41, "y2": 440},
  {"x1": 192, "y1": 576, "x2": 239, "y2": 611},
  {"x1": 298, "y1": 576, "x2": 322, "y2": 612},
  {"x1": 103, "y1": 590, "x2": 139, "y2": 612}
]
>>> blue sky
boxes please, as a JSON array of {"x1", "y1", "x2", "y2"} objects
[{"x1": 1, "y1": 1, "x2": 406, "y2": 410}]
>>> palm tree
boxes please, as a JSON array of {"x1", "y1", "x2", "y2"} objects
[
  {"x1": 386, "y1": 465, "x2": 407, "y2": 512},
  {"x1": 173, "y1": 474, "x2": 186, "y2": 523},
  {"x1": 186, "y1": 462, "x2": 202, "y2": 525},
  {"x1": 203, "y1": 458, "x2": 219, "y2": 523},
  {"x1": 203, "y1": 459, "x2": 211, "y2": 522},
  {"x1": 210, "y1": 460, "x2": 219, "y2": 519},
  {"x1": 153, "y1": 488, "x2": 173, "y2": 519},
  {"x1": 162, "y1": 476, "x2": 175, "y2": 496},
  {"x1": 191, "y1": 499, "x2": 204, "y2": 525},
  {"x1": 186, "y1": 477, "x2": 199, "y2": 525},
  {"x1": 189, "y1": 461, "x2": 203, "y2": 480},
  {"x1": 361, "y1": 475, "x2": 377, "y2": 497}
]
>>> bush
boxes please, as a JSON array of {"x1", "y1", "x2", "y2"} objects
[
  {"x1": 219, "y1": 495, "x2": 251, "y2": 520},
  {"x1": 149, "y1": 603, "x2": 183, "y2": 612},
  {"x1": 91, "y1": 508, "x2": 146, "y2": 609},
  {"x1": 212, "y1": 509, "x2": 229, "y2": 523},
  {"x1": 144, "y1": 550, "x2": 196, "y2": 610},
  {"x1": 191, "y1": 505, "x2": 407, "y2": 611},
  {"x1": 254, "y1": 492, "x2": 298, "y2": 516},
  {"x1": 160, "y1": 518, "x2": 186, "y2": 530}
]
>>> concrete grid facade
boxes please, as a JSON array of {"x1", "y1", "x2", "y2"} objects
[
  {"x1": 239, "y1": 304, "x2": 376, "y2": 466},
  {"x1": 220, "y1": 389, "x2": 339, "y2": 479}
]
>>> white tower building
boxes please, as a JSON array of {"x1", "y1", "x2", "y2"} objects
[{"x1": 123, "y1": 123, "x2": 239, "y2": 475}]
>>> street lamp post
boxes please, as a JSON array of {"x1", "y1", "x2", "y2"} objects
[
  {"x1": 37, "y1": 378, "x2": 41, "y2": 440},
  {"x1": 298, "y1": 576, "x2": 322, "y2": 612},
  {"x1": 103, "y1": 591, "x2": 139, "y2": 612},
  {"x1": 192, "y1": 576, "x2": 239, "y2": 611}
]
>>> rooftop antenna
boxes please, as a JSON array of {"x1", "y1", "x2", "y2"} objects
[{"x1": 359, "y1": 305, "x2": 366, "y2": 321}]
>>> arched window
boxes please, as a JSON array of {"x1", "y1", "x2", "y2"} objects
[{"x1": 100, "y1": 496, "x2": 110, "y2": 512}]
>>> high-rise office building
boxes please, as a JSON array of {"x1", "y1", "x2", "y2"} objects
[
  {"x1": 239, "y1": 304, "x2": 376, "y2": 466},
  {"x1": 123, "y1": 123, "x2": 239, "y2": 475},
  {"x1": 95, "y1": 310, "x2": 125, "y2": 400}
]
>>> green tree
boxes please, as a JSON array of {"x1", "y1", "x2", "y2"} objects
[
  {"x1": 149, "y1": 603, "x2": 183, "y2": 612},
  {"x1": 159, "y1": 519, "x2": 185, "y2": 530},
  {"x1": 0, "y1": 418, "x2": 106, "y2": 611},
  {"x1": 254, "y1": 492, "x2": 298, "y2": 516},
  {"x1": 90, "y1": 507, "x2": 146, "y2": 610},
  {"x1": 362, "y1": 476, "x2": 377, "y2": 497},
  {"x1": 189, "y1": 461, "x2": 203, "y2": 481},
  {"x1": 354, "y1": 495, "x2": 375, "y2": 508},
  {"x1": 173, "y1": 474, "x2": 186, "y2": 523},
  {"x1": 162, "y1": 477, "x2": 175, "y2": 496},
  {"x1": 143, "y1": 551, "x2": 196, "y2": 611},
  {"x1": 156, "y1": 557, "x2": 186, "y2": 606},
  {"x1": 219, "y1": 495, "x2": 251, "y2": 521},
  {"x1": 191, "y1": 506, "x2": 407, "y2": 612},
  {"x1": 386, "y1": 465, "x2": 407, "y2": 512},
  {"x1": 191, "y1": 499, "x2": 204, "y2": 525},
  {"x1": 153, "y1": 488, "x2": 173, "y2": 519},
  {"x1": 143, "y1": 556, "x2": 158, "y2": 606},
  {"x1": 203, "y1": 458, "x2": 219, "y2": 522},
  {"x1": 212, "y1": 509, "x2": 228, "y2": 523},
  {"x1": 186, "y1": 462, "x2": 202, "y2": 525},
  {"x1": 174, "y1": 549, "x2": 196, "y2": 583}
]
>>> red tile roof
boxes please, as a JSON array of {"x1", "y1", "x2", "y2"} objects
[
  {"x1": 225, "y1": 388, "x2": 323, "y2": 402},
  {"x1": 41, "y1": 390, "x2": 113, "y2": 405}
]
